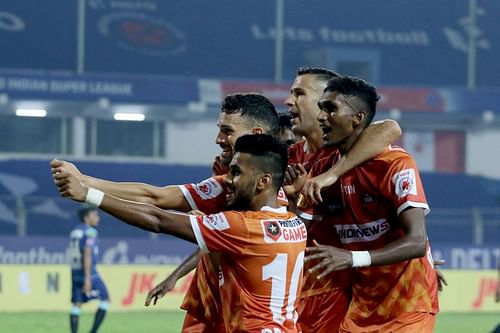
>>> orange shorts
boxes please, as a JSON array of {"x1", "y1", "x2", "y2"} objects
[
  {"x1": 339, "y1": 312, "x2": 436, "y2": 333},
  {"x1": 182, "y1": 312, "x2": 226, "y2": 333},
  {"x1": 297, "y1": 288, "x2": 351, "y2": 333}
]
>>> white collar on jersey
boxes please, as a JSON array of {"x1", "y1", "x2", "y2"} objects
[{"x1": 261, "y1": 206, "x2": 287, "y2": 214}]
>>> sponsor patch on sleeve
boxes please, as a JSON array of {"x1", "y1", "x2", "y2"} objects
[
  {"x1": 194, "y1": 178, "x2": 224, "y2": 200},
  {"x1": 202, "y1": 213, "x2": 230, "y2": 231},
  {"x1": 393, "y1": 168, "x2": 417, "y2": 198}
]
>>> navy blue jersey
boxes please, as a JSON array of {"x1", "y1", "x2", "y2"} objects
[{"x1": 69, "y1": 223, "x2": 99, "y2": 281}]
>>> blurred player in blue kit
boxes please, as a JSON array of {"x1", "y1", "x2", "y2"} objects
[{"x1": 69, "y1": 206, "x2": 109, "y2": 333}]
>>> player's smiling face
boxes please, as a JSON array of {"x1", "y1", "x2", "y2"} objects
[
  {"x1": 224, "y1": 152, "x2": 255, "y2": 210},
  {"x1": 215, "y1": 112, "x2": 256, "y2": 166}
]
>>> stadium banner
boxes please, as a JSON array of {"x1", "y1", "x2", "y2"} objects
[
  {"x1": 0, "y1": 0, "x2": 76, "y2": 70},
  {"x1": 438, "y1": 270, "x2": 498, "y2": 312},
  {"x1": 0, "y1": 71, "x2": 198, "y2": 104},
  {"x1": 0, "y1": 236, "x2": 196, "y2": 265},
  {"x1": 219, "y1": 81, "x2": 447, "y2": 113},
  {"x1": 0, "y1": 266, "x2": 497, "y2": 313},
  {"x1": 0, "y1": 265, "x2": 191, "y2": 312},
  {"x1": 2, "y1": 70, "x2": 500, "y2": 114},
  {"x1": 432, "y1": 245, "x2": 500, "y2": 270},
  {"x1": 83, "y1": 0, "x2": 500, "y2": 86}
]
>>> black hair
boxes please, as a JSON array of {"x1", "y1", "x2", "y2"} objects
[
  {"x1": 324, "y1": 75, "x2": 379, "y2": 125},
  {"x1": 78, "y1": 205, "x2": 98, "y2": 222},
  {"x1": 234, "y1": 134, "x2": 288, "y2": 192},
  {"x1": 221, "y1": 93, "x2": 279, "y2": 136},
  {"x1": 297, "y1": 67, "x2": 340, "y2": 87}
]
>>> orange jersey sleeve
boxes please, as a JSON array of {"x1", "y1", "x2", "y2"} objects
[
  {"x1": 179, "y1": 175, "x2": 288, "y2": 214},
  {"x1": 190, "y1": 207, "x2": 306, "y2": 333},
  {"x1": 325, "y1": 147, "x2": 438, "y2": 323}
]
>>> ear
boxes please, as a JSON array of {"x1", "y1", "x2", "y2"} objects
[
  {"x1": 352, "y1": 111, "x2": 366, "y2": 127},
  {"x1": 252, "y1": 127, "x2": 264, "y2": 135},
  {"x1": 256, "y1": 173, "x2": 272, "y2": 191}
]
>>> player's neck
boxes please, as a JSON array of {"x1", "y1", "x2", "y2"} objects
[
  {"x1": 250, "y1": 193, "x2": 279, "y2": 211},
  {"x1": 303, "y1": 130, "x2": 323, "y2": 154}
]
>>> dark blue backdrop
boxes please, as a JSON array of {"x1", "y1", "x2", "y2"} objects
[{"x1": 1, "y1": 0, "x2": 499, "y2": 86}]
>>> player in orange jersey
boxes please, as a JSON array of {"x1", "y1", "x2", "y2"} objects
[
  {"x1": 284, "y1": 67, "x2": 402, "y2": 333},
  {"x1": 302, "y1": 76, "x2": 439, "y2": 333},
  {"x1": 53, "y1": 134, "x2": 306, "y2": 333},
  {"x1": 51, "y1": 93, "x2": 280, "y2": 332}
]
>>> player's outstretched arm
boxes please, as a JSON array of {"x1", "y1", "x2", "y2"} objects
[
  {"x1": 54, "y1": 171, "x2": 196, "y2": 242},
  {"x1": 302, "y1": 119, "x2": 402, "y2": 205},
  {"x1": 50, "y1": 159, "x2": 191, "y2": 211},
  {"x1": 305, "y1": 207, "x2": 426, "y2": 278},
  {"x1": 145, "y1": 249, "x2": 201, "y2": 306}
]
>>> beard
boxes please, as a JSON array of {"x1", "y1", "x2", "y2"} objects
[{"x1": 226, "y1": 192, "x2": 253, "y2": 211}]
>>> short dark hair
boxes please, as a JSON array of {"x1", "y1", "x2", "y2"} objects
[
  {"x1": 221, "y1": 93, "x2": 279, "y2": 136},
  {"x1": 324, "y1": 75, "x2": 379, "y2": 125},
  {"x1": 234, "y1": 134, "x2": 288, "y2": 192},
  {"x1": 78, "y1": 205, "x2": 97, "y2": 222},
  {"x1": 297, "y1": 67, "x2": 340, "y2": 87}
]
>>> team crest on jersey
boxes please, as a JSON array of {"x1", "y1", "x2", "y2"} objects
[
  {"x1": 194, "y1": 178, "x2": 224, "y2": 200},
  {"x1": 264, "y1": 221, "x2": 282, "y2": 241},
  {"x1": 393, "y1": 168, "x2": 417, "y2": 198},
  {"x1": 262, "y1": 218, "x2": 307, "y2": 244},
  {"x1": 202, "y1": 214, "x2": 230, "y2": 231}
]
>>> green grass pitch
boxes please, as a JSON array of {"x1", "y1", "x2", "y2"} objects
[{"x1": 0, "y1": 311, "x2": 498, "y2": 333}]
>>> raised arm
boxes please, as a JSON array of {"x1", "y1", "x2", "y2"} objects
[
  {"x1": 302, "y1": 119, "x2": 402, "y2": 205},
  {"x1": 51, "y1": 159, "x2": 191, "y2": 211},
  {"x1": 54, "y1": 171, "x2": 196, "y2": 243},
  {"x1": 306, "y1": 207, "x2": 426, "y2": 278}
]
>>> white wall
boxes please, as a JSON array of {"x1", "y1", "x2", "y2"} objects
[
  {"x1": 466, "y1": 129, "x2": 500, "y2": 179},
  {"x1": 165, "y1": 121, "x2": 218, "y2": 165}
]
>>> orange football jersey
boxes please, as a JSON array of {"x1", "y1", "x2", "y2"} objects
[
  {"x1": 190, "y1": 206, "x2": 306, "y2": 333},
  {"x1": 301, "y1": 145, "x2": 439, "y2": 324}
]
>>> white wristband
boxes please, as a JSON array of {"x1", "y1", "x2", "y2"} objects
[
  {"x1": 351, "y1": 251, "x2": 372, "y2": 268},
  {"x1": 85, "y1": 188, "x2": 104, "y2": 207}
]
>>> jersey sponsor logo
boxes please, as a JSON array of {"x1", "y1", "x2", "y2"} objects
[
  {"x1": 193, "y1": 178, "x2": 224, "y2": 200},
  {"x1": 262, "y1": 218, "x2": 307, "y2": 244},
  {"x1": 393, "y1": 168, "x2": 417, "y2": 198},
  {"x1": 335, "y1": 218, "x2": 390, "y2": 244},
  {"x1": 202, "y1": 213, "x2": 230, "y2": 231}
]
